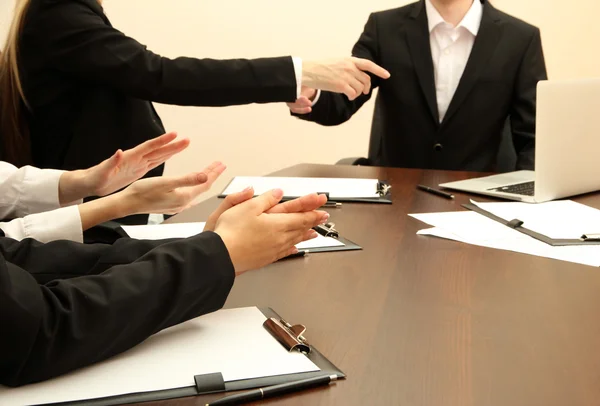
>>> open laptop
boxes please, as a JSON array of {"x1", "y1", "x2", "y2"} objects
[{"x1": 439, "y1": 77, "x2": 600, "y2": 203}]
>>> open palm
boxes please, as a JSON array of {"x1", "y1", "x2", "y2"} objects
[{"x1": 89, "y1": 132, "x2": 190, "y2": 197}]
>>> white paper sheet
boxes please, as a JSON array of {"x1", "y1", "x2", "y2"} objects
[
  {"x1": 471, "y1": 199, "x2": 600, "y2": 239},
  {"x1": 296, "y1": 233, "x2": 345, "y2": 249},
  {"x1": 122, "y1": 222, "x2": 206, "y2": 240},
  {"x1": 122, "y1": 223, "x2": 345, "y2": 250},
  {"x1": 410, "y1": 211, "x2": 600, "y2": 267},
  {"x1": 0, "y1": 307, "x2": 320, "y2": 406},
  {"x1": 222, "y1": 176, "x2": 381, "y2": 199}
]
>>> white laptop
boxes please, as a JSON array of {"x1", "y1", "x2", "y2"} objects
[{"x1": 439, "y1": 77, "x2": 600, "y2": 203}]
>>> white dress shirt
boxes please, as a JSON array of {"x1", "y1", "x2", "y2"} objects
[
  {"x1": 0, "y1": 162, "x2": 83, "y2": 243},
  {"x1": 426, "y1": 0, "x2": 482, "y2": 122},
  {"x1": 310, "y1": 0, "x2": 483, "y2": 121}
]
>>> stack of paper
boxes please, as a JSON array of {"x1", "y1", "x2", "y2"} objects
[{"x1": 410, "y1": 200, "x2": 600, "y2": 267}]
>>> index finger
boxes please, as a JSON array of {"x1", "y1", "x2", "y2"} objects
[
  {"x1": 352, "y1": 58, "x2": 391, "y2": 79},
  {"x1": 266, "y1": 193, "x2": 327, "y2": 214}
]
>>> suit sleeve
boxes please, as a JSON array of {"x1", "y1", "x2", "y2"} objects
[
  {"x1": 293, "y1": 13, "x2": 381, "y2": 125},
  {"x1": 26, "y1": 1, "x2": 296, "y2": 106},
  {"x1": 510, "y1": 28, "x2": 547, "y2": 170},
  {"x1": 0, "y1": 232, "x2": 235, "y2": 387}
]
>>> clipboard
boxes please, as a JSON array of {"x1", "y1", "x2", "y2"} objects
[
  {"x1": 43, "y1": 308, "x2": 344, "y2": 406},
  {"x1": 463, "y1": 203, "x2": 600, "y2": 246},
  {"x1": 299, "y1": 222, "x2": 362, "y2": 254},
  {"x1": 218, "y1": 177, "x2": 393, "y2": 204}
]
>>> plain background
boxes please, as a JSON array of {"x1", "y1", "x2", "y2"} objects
[{"x1": 1, "y1": 0, "x2": 598, "y2": 200}]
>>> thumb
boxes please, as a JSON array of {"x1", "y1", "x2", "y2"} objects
[
  {"x1": 161, "y1": 172, "x2": 208, "y2": 190},
  {"x1": 247, "y1": 189, "x2": 284, "y2": 214},
  {"x1": 100, "y1": 149, "x2": 123, "y2": 174}
]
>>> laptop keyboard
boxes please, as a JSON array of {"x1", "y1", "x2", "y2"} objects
[{"x1": 488, "y1": 181, "x2": 535, "y2": 196}]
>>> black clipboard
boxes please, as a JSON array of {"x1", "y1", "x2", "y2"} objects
[
  {"x1": 47, "y1": 308, "x2": 344, "y2": 406},
  {"x1": 218, "y1": 178, "x2": 392, "y2": 204},
  {"x1": 463, "y1": 203, "x2": 600, "y2": 246},
  {"x1": 296, "y1": 222, "x2": 362, "y2": 254}
]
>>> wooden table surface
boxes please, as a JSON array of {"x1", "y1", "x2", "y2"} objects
[{"x1": 153, "y1": 164, "x2": 600, "y2": 406}]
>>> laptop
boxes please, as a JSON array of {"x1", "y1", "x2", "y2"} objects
[{"x1": 439, "y1": 77, "x2": 600, "y2": 203}]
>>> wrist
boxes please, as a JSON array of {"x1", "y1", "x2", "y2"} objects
[
  {"x1": 110, "y1": 190, "x2": 140, "y2": 218},
  {"x1": 59, "y1": 169, "x2": 92, "y2": 206},
  {"x1": 77, "y1": 193, "x2": 127, "y2": 231},
  {"x1": 214, "y1": 229, "x2": 245, "y2": 276},
  {"x1": 301, "y1": 61, "x2": 318, "y2": 89}
]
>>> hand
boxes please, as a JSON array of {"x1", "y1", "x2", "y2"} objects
[
  {"x1": 58, "y1": 132, "x2": 190, "y2": 205},
  {"x1": 287, "y1": 86, "x2": 318, "y2": 115},
  {"x1": 87, "y1": 132, "x2": 191, "y2": 197},
  {"x1": 211, "y1": 189, "x2": 329, "y2": 275},
  {"x1": 117, "y1": 161, "x2": 226, "y2": 216},
  {"x1": 302, "y1": 57, "x2": 390, "y2": 101},
  {"x1": 205, "y1": 187, "x2": 328, "y2": 232}
]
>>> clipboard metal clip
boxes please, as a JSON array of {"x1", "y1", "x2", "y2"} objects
[
  {"x1": 313, "y1": 222, "x2": 339, "y2": 239},
  {"x1": 377, "y1": 181, "x2": 392, "y2": 197},
  {"x1": 581, "y1": 234, "x2": 600, "y2": 241},
  {"x1": 263, "y1": 318, "x2": 311, "y2": 354}
]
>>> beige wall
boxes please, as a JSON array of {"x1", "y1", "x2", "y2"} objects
[{"x1": 1, "y1": 0, "x2": 599, "y2": 198}]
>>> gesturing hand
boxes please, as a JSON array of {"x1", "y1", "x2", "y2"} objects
[
  {"x1": 302, "y1": 57, "x2": 390, "y2": 101},
  {"x1": 88, "y1": 132, "x2": 190, "y2": 197},
  {"x1": 118, "y1": 161, "x2": 226, "y2": 215},
  {"x1": 204, "y1": 187, "x2": 328, "y2": 232},
  {"x1": 212, "y1": 189, "x2": 329, "y2": 275}
]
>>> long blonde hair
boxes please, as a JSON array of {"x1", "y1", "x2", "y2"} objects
[{"x1": 0, "y1": 0, "x2": 32, "y2": 166}]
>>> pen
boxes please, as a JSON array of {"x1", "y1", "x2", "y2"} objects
[
  {"x1": 280, "y1": 250, "x2": 309, "y2": 260},
  {"x1": 417, "y1": 184, "x2": 455, "y2": 200},
  {"x1": 206, "y1": 374, "x2": 339, "y2": 406},
  {"x1": 323, "y1": 202, "x2": 342, "y2": 208}
]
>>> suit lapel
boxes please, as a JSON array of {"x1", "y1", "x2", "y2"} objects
[
  {"x1": 405, "y1": 2, "x2": 439, "y2": 124},
  {"x1": 441, "y1": 2, "x2": 502, "y2": 126}
]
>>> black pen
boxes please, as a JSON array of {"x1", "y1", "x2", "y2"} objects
[
  {"x1": 280, "y1": 250, "x2": 309, "y2": 261},
  {"x1": 417, "y1": 184, "x2": 455, "y2": 200},
  {"x1": 323, "y1": 202, "x2": 342, "y2": 208},
  {"x1": 206, "y1": 374, "x2": 339, "y2": 406}
]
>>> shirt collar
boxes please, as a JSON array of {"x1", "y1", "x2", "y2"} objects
[{"x1": 425, "y1": 0, "x2": 483, "y2": 36}]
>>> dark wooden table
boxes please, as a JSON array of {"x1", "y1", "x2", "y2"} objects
[{"x1": 156, "y1": 164, "x2": 600, "y2": 406}]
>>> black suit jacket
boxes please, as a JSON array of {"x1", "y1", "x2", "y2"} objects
[
  {"x1": 18, "y1": 0, "x2": 297, "y2": 223},
  {"x1": 0, "y1": 232, "x2": 235, "y2": 387},
  {"x1": 296, "y1": 0, "x2": 547, "y2": 171}
]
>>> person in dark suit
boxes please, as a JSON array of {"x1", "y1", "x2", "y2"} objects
[
  {"x1": 0, "y1": 187, "x2": 330, "y2": 387},
  {"x1": 288, "y1": 0, "x2": 548, "y2": 172},
  {"x1": 0, "y1": 0, "x2": 390, "y2": 224}
]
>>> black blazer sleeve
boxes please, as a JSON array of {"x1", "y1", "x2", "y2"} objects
[
  {"x1": 25, "y1": 0, "x2": 297, "y2": 106},
  {"x1": 293, "y1": 13, "x2": 381, "y2": 125},
  {"x1": 0, "y1": 232, "x2": 235, "y2": 387},
  {"x1": 510, "y1": 28, "x2": 547, "y2": 170}
]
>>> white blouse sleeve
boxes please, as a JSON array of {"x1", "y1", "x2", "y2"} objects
[{"x1": 0, "y1": 162, "x2": 84, "y2": 242}]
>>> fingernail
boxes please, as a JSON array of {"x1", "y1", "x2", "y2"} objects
[
  {"x1": 243, "y1": 186, "x2": 253, "y2": 192},
  {"x1": 291, "y1": 247, "x2": 299, "y2": 254},
  {"x1": 321, "y1": 213, "x2": 330, "y2": 224},
  {"x1": 272, "y1": 189, "x2": 284, "y2": 198},
  {"x1": 310, "y1": 230, "x2": 319, "y2": 239}
]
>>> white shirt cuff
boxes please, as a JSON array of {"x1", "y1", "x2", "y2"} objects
[
  {"x1": 0, "y1": 205, "x2": 83, "y2": 243},
  {"x1": 311, "y1": 89, "x2": 322, "y2": 106},
  {"x1": 21, "y1": 167, "x2": 66, "y2": 212},
  {"x1": 291, "y1": 56, "x2": 302, "y2": 99}
]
